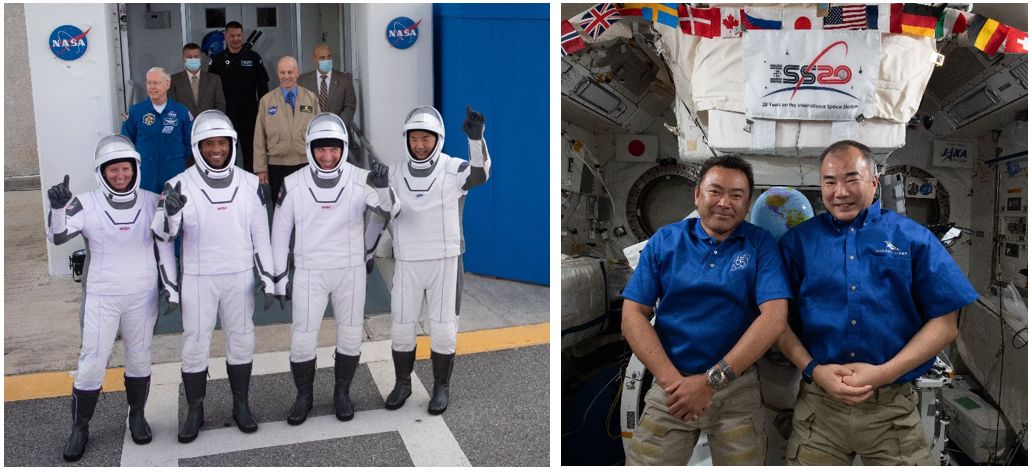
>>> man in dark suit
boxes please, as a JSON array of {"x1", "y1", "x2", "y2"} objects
[
  {"x1": 170, "y1": 43, "x2": 226, "y2": 167},
  {"x1": 298, "y1": 44, "x2": 359, "y2": 165}
]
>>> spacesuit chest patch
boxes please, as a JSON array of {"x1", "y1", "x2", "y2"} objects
[
  {"x1": 242, "y1": 61, "x2": 252, "y2": 66},
  {"x1": 162, "y1": 125, "x2": 174, "y2": 134},
  {"x1": 143, "y1": 113, "x2": 155, "y2": 126}
]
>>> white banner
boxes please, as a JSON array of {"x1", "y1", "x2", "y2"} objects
[
  {"x1": 933, "y1": 140, "x2": 974, "y2": 168},
  {"x1": 743, "y1": 30, "x2": 880, "y2": 121}
]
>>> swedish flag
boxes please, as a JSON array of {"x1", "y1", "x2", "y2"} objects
[{"x1": 640, "y1": 3, "x2": 679, "y2": 28}]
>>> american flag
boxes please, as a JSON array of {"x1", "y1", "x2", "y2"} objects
[
  {"x1": 824, "y1": 5, "x2": 867, "y2": 30},
  {"x1": 579, "y1": 3, "x2": 622, "y2": 40}
]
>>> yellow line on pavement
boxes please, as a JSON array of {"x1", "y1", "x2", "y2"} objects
[{"x1": 5, "y1": 323, "x2": 550, "y2": 402}]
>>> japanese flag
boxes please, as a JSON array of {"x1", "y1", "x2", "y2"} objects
[
  {"x1": 614, "y1": 135, "x2": 657, "y2": 162},
  {"x1": 783, "y1": 9, "x2": 821, "y2": 30}
]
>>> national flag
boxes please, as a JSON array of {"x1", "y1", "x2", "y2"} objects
[
  {"x1": 968, "y1": 14, "x2": 1010, "y2": 56},
  {"x1": 743, "y1": 7, "x2": 782, "y2": 30},
  {"x1": 561, "y1": 20, "x2": 585, "y2": 57},
  {"x1": 579, "y1": 3, "x2": 622, "y2": 41},
  {"x1": 615, "y1": 3, "x2": 643, "y2": 18},
  {"x1": 934, "y1": 8, "x2": 968, "y2": 39},
  {"x1": 784, "y1": 9, "x2": 821, "y2": 30},
  {"x1": 720, "y1": 8, "x2": 744, "y2": 37},
  {"x1": 824, "y1": 5, "x2": 867, "y2": 30},
  {"x1": 867, "y1": 4, "x2": 902, "y2": 33},
  {"x1": 641, "y1": 3, "x2": 679, "y2": 28},
  {"x1": 678, "y1": 5, "x2": 720, "y2": 38},
  {"x1": 1004, "y1": 28, "x2": 1028, "y2": 53},
  {"x1": 901, "y1": 3, "x2": 945, "y2": 38}
]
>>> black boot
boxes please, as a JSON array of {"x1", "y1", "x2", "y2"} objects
[
  {"x1": 428, "y1": 352, "x2": 456, "y2": 415},
  {"x1": 384, "y1": 350, "x2": 416, "y2": 410},
  {"x1": 178, "y1": 370, "x2": 207, "y2": 443},
  {"x1": 287, "y1": 359, "x2": 316, "y2": 425},
  {"x1": 124, "y1": 376, "x2": 152, "y2": 444},
  {"x1": 226, "y1": 362, "x2": 258, "y2": 433},
  {"x1": 63, "y1": 387, "x2": 101, "y2": 462},
  {"x1": 333, "y1": 353, "x2": 361, "y2": 421}
]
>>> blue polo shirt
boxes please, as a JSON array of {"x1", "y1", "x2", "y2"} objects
[
  {"x1": 779, "y1": 200, "x2": 979, "y2": 384},
  {"x1": 622, "y1": 219, "x2": 791, "y2": 374}
]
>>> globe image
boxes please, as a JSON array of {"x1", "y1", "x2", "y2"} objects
[{"x1": 749, "y1": 187, "x2": 814, "y2": 241}]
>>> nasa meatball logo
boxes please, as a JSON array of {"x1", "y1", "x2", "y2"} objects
[
  {"x1": 50, "y1": 25, "x2": 91, "y2": 61},
  {"x1": 386, "y1": 17, "x2": 421, "y2": 49}
]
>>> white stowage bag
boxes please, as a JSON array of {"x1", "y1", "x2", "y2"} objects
[
  {"x1": 1001, "y1": 282, "x2": 1028, "y2": 327},
  {"x1": 561, "y1": 256, "x2": 609, "y2": 349}
]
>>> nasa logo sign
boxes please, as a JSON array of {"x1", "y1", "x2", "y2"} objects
[
  {"x1": 386, "y1": 17, "x2": 421, "y2": 49},
  {"x1": 50, "y1": 25, "x2": 91, "y2": 61}
]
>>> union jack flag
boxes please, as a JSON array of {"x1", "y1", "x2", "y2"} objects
[{"x1": 579, "y1": 3, "x2": 622, "y2": 41}]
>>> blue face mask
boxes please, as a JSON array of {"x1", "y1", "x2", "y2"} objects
[
  {"x1": 185, "y1": 58, "x2": 201, "y2": 72},
  {"x1": 318, "y1": 60, "x2": 333, "y2": 73}
]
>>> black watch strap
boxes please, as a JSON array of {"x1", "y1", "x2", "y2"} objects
[
  {"x1": 718, "y1": 358, "x2": 736, "y2": 382},
  {"x1": 802, "y1": 359, "x2": 819, "y2": 383}
]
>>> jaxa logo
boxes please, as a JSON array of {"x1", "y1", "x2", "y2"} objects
[
  {"x1": 876, "y1": 240, "x2": 908, "y2": 257},
  {"x1": 730, "y1": 253, "x2": 751, "y2": 272},
  {"x1": 143, "y1": 113, "x2": 156, "y2": 126}
]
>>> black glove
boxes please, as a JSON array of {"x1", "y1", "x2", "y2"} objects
[
  {"x1": 162, "y1": 182, "x2": 187, "y2": 216},
  {"x1": 461, "y1": 105, "x2": 485, "y2": 141},
  {"x1": 275, "y1": 295, "x2": 288, "y2": 309},
  {"x1": 370, "y1": 162, "x2": 390, "y2": 188},
  {"x1": 48, "y1": 175, "x2": 73, "y2": 209},
  {"x1": 366, "y1": 258, "x2": 375, "y2": 275},
  {"x1": 285, "y1": 278, "x2": 293, "y2": 300},
  {"x1": 263, "y1": 293, "x2": 275, "y2": 310},
  {"x1": 159, "y1": 289, "x2": 179, "y2": 316}
]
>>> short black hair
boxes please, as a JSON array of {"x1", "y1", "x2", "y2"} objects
[
  {"x1": 183, "y1": 43, "x2": 201, "y2": 53},
  {"x1": 819, "y1": 140, "x2": 877, "y2": 178},
  {"x1": 698, "y1": 155, "x2": 755, "y2": 200},
  {"x1": 226, "y1": 21, "x2": 244, "y2": 32}
]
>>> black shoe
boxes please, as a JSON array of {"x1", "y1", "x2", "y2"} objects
[
  {"x1": 124, "y1": 375, "x2": 152, "y2": 444},
  {"x1": 287, "y1": 359, "x2": 316, "y2": 425},
  {"x1": 428, "y1": 352, "x2": 456, "y2": 415},
  {"x1": 226, "y1": 362, "x2": 258, "y2": 433},
  {"x1": 333, "y1": 353, "x2": 360, "y2": 421},
  {"x1": 385, "y1": 350, "x2": 416, "y2": 410},
  {"x1": 63, "y1": 387, "x2": 101, "y2": 462},
  {"x1": 178, "y1": 370, "x2": 207, "y2": 443}
]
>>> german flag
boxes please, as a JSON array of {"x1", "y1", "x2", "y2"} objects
[
  {"x1": 969, "y1": 14, "x2": 1011, "y2": 56},
  {"x1": 900, "y1": 3, "x2": 944, "y2": 37}
]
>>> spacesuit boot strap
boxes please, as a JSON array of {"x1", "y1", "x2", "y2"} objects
[
  {"x1": 385, "y1": 350, "x2": 416, "y2": 410},
  {"x1": 287, "y1": 359, "x2": 317, "y2": 425},
  {"x1": 177, "y1": 370, "x2": 207, "y2": 443},
  {"x1": 124, "y1": 375, "x2": 153, "y2": 445},
  {"x1": 333, "y1": 352, "x2": 361, "y2": 421},
  {"x1": 63, "y1": 387, "x2": 101, "y2": 462},
  {"x1": 427, "y1": 352, "x2": 456, "y2": 415},
  {"x1": 226, "y1": 362, "x2": 258, "y2": 433}
]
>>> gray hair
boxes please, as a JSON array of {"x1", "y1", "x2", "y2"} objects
[
  {"x1": 147, "y1": 67, "x2": 171, "y2": 83},
  {"x1": 819, "y1": 140, "x2": 878, "y2": 179}
]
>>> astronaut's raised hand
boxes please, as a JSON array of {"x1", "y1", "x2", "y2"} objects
[
  {"x1": 48, "y1": 175, "x2": 73, "y2": 209},
  {"x1": 162, "y1": 181, "x2": 188, "y2": 216},
  {"x1": 370, "y1": 162, "x2": 390, "y2": 188},
  {"x1": 160, "y1": 286, "x2": 180, "y2": 316},
  {"x1": 462, "y1": 105, "x2": 485, "y2": 141}
]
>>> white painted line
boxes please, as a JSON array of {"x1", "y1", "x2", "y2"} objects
[{"x1": 120, "y1": 382, "x2": 183, "y2": 467}]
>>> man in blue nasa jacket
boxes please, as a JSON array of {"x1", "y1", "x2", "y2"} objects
[{"x1": 122, "y1": 67, "x2": 192, "y2": 193}]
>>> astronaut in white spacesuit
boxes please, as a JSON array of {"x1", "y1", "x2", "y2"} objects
[
  {"x1": 151, "y1": 110, "x2": 275, "y2": 442},
  {"x1": 47, "y1": 135, "x2": 179, "y2": 462},
  {"x1": 385, "y1": 105, "x2": 490, "y2": 415},
  {"x1": 270, "y1": 113, "x2": 396, "y2": 425}
]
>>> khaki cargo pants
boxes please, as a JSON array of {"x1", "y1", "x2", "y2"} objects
[
  {"x1": 786, "y1": 381, "x2": 933, "y2": 465},
  {"x1": 625, "y1": 366, "x2": 765, "y2": 466}
]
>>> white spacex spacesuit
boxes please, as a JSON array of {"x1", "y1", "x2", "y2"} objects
[
  {"x1": 151, "y1": 110, "x2": 273, "y2": 441},
  {"x1": 385, "y1": 105, "x2": 490, "y2": 415},
  {"x1": 47, "y1": 134, "x2": 178, "y2": 460},
  {"x1": 271, "y1": 113, "x2": 397, "y2": 424}
]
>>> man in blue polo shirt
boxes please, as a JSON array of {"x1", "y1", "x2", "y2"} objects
[
  {"x1": 622, "y1": 155, "x2": 791, "y2": 466},
  {"x1": 122, "y1": 67, "x2": 192, "y2": 194},
  {"x1": 777, "y1": 140, "x2": 978, "y2": 466}
]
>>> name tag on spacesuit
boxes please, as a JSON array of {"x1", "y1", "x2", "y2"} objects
[
  {"x1": 300, "y1": 105, "x2": 313, "y2": 113},
  {"x1": 242, "y1": 61, "x2": 252, "y2": 66}
]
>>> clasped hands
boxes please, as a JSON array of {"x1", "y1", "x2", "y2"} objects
[
  {"x1": 661, "y1": 374, "x2": 715, "y2": 423},
  {"x1": 812, "y1": 362, "x2": 890, "y2": 405}
]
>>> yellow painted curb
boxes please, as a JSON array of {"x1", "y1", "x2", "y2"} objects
[{"x1": 5, "y1": 323, "x2": 550, "y2": 402}]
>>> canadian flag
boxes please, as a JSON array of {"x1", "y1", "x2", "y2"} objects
[
  {"x1": 614, "y1": 135, "x2": 658, "y2": 162},
  {"x1": 783, "y1": 9, "x2": 820, "y2": 30},
  {"x1": 720, "y1": 8, "x2": 744, "y2": 37}
]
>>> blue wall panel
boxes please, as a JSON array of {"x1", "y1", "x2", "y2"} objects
[{"x1": 433, "y1": 4, "x2": 549, "y2": 285}]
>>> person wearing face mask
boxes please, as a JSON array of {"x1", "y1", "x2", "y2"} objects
[
  {"x1": 121, "y1": 67, "x2": 192, "y2": 194},
  {"x1": 298, "y1": 44, "x2": 357, "y2": 164},
  {"x1": 170, "y1": 43, "x2": 227, "y2": 121},
  {"x1": 46, "y1": 135, "x2": 179, "y2": 461},
  {"x1": 384, "y1": 105, "x2": 490, "y2": 416},
  {"x1": 209, "y1": 21, "x2": 270, "y2": 174}
]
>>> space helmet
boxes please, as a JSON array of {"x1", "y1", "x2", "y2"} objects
[
  {"x1": 93, "y1": 134, "x2": 141, "y2": 202},
  {"x1": 191, "y1": 110, "x2": 237, "y2": 179},
  {"x1": 402, "y1": 106, "x2": 445, "y2": 165},
  {"x1": 305, "y1": 113, "x2": 349, "y2": 180}
]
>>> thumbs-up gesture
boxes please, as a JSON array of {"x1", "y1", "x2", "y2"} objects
[
  {"x1": 461, "y1": 105, "x2": 485, "y2": 141},
  {"x1": 48, "y1": 175, "x2": 73, "y2": 209},
  {"x1": 161, "y1": 181, "x2": 188, "y2": 216}
]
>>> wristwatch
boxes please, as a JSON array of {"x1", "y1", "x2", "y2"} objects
[
  {"x1": 706, "y1": 365, "x2": 728, "y2": 390},
  {"x1": 718, "y1": 358, "x2": 737, "y2": 382},
  {"x1": 802, "y1": 359, "x2": 820, "y2": 384}
]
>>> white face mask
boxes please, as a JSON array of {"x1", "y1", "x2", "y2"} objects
[{"x1": 318, "y1": 60, "x2": 332, "y2": 73}]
